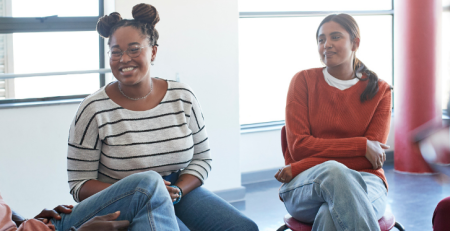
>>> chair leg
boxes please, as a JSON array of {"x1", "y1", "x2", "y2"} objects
[
  {"x1": 276, "y1": 224, "x2": 289, "y2": 231},
  {"x1": 394, "y1": 221, "x2": 405, "y2": 231}
]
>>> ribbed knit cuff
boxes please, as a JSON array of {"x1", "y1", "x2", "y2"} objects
[
  {"x1": 290, "y1": 161, "x2": 304, "y2": 179},
  {"x1": 355, "y1": 137, "x2": 368, "y2": 156}
]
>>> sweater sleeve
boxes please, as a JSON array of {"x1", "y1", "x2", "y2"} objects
[
  {"x1": 67, "y1": 105, "x2": 102, "y2": 203},
  {"x1": 285, "y1": 72, "x2": 368, "y2": 166},
  {"x1": 364, "y1": 84, "x2": 392, "y2": 143},
  {"x1": 179, "y1": 91, "x2": 212, "y2": 183}
]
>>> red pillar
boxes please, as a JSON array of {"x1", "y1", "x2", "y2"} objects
[{"x1": 394, "y1": 0, "x2": 441, "y2": 173}]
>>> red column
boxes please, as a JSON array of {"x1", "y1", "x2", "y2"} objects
[{"x1": 394, "y1": 0, "x2": 441, "y2": 173}]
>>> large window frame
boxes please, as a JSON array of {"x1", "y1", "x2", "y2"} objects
[
  {"x1": 0, "y1": 0, "x2": 107, "y2": 107},
  {"x1": 238, "y1": 5, "x2": 395, "y2": 132}
]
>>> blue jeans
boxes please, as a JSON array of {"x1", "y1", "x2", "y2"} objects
[
  {"x1": 51, "y1": 171, "x2": 179, "y2": 231},
  {"x1": 279, "y1": 161, "x2": 387, "y2": 231},
  {"x1": 164, "y1": 172, "x2": 259, "y2": 231}
]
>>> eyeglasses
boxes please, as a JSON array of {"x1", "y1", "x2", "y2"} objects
[{"x1": 108, "y1": 45, "x2": 151, "y2": 61}]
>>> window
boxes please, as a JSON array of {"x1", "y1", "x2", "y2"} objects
[
  {"x1": 0, "y1": 0, "x2": 105, "y2": 102},
  {"x1": 238, "y1": 0, "x2": 393, "y2": 125},
  {"x1": 0, "y1": 0, "x2": 13, "y2": 99},
  {"x1": 239, "y1": 0, "x2": 392, "y2": 12}
]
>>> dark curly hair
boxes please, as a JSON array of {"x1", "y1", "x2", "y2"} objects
[{"x1": 96, "y1": 3, "x2": 160, "y2": 46}]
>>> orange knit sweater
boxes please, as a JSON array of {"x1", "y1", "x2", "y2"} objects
[{"x1": 285, "y1": 68, "x2": 391, "y2": 189}]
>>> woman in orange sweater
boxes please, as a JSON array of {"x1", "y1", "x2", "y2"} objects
[{"x1": 275, "y1": 14, "x2": 391, "y2": 231}]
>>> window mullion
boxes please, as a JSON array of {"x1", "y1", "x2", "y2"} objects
[{"x1": 0, "y1": 17, "x2": 99, "y2": 33}]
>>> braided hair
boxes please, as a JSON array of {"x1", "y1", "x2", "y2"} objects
[{"x1": 96, "y1": 3, "x2": 160, "y2": 47}]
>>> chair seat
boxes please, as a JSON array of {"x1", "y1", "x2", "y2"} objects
[
  {"x1": 283, "y1": 214, "x2": 312, "y2": 231},
  {"x1": 284, "y1": 210, "x2": 396, "y2": 231}
]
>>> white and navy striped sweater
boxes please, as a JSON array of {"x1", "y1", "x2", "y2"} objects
[{"x1": 67, "y1": 80, "x2": 211, "y2": 202}]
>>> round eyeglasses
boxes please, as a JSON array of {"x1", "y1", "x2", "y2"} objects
[{"x1": 108, "y1": 45, "x2": 151, "y2": 61}]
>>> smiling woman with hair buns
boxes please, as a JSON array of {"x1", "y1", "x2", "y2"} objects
[{"x1": 62, "y1": 3, "x2": 258, "y2": 231}]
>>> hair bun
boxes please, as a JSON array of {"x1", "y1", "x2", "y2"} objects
[
  {"x1": 97, "y1": 12, "x2": 123, "y2": 38},
  {"x1": 132, "y1": 3, "x2": 160, "y2": 28}
]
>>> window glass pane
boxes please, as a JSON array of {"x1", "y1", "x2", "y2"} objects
[
  {"x1": 12, "y1": 0, "x2": 98, "y2": 17},
  {"x1": 9, "y1": 31, "x2": 99, "y2": 99},
  {"x1": 239, "y1": 15, "x2": 392, "y2": 124},
  {"x1": 442, "y1": 11, "x2": 450, "y2": 110},
  {"x1": 444, "y1": 0, "x2": 450, "y2": 8},
  {"x1": 239, "y1": 0, "x2": 392, "y2": 12}
]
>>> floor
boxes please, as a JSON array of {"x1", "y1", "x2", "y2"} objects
[{"x1": 233, "y1": 163, "x2": 450, "y2": 231}]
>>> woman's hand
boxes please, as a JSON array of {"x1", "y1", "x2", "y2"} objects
[
  {"x1": 34, "y1": 205, "x2": 74, "y2": 224},
  {"x1": 365, "y1": 140, "x2": 389, "y2": 169},
  {"x1": 274, "y1": 165, "x2": 293, "y2": 183},
  {"x1": 78, "y1": 211, "x2": 129, "y2": 231},
  {"x1": 164, "y1": 180, "x2": 180, "y2": 203}
]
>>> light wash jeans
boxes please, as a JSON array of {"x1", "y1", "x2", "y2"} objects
[
  {"x1": 279, "y1": 161, "x2": 387, "y2": 231},
  {"x1": 51, "y1": 171, "x2": 179, "y2": 231},
  {"x1": 163, "y1": 172, "x2": 259, "y2": 231}
]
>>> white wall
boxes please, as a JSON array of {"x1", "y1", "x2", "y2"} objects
[
  {"x1": 0, "y1": 0, "x2": 241, "y2": 218},
  {"x1": 0, "y1": 104, "x2": 80, "y2": 218},
  {"x1": 240, "y1": 129, "x2": 284, "y2": 173}
]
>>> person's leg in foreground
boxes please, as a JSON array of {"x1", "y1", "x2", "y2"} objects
[
  {"x1": 51, "y1": 171, "x2": 179, "y2": 231},
  {"x1": 174, "y1": 186, "x2": 259, "y2": 231}
]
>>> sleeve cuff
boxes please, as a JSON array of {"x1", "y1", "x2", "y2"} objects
[
  {"x1": 355, "y1": 137, "x2": 368, "y2": 157},
  {"x1": 179, "y1": 170, "x2": 206, "y2": 184},
  {"x1": 290, "y1": 161, "x2": 303, "y2": 179}
]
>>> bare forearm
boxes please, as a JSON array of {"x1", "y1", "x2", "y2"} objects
[
  {"x1": 175, "y1": 174, "x2": 201, "y2": 196},
  {"x1": 79, "y1": 180, "x2": 112, "y2": 202}
]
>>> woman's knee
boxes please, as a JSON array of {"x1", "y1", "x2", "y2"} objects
[
  {"x1": 122, "y1": 171, "x2": 163, "y2": 189},
  {"x1": 319, "y1": 161, "x2": 349, "y2": 178},
  {"x1": 232, "y1": 216, "x2": 258, "y2": 231},
  {"x1": 316, "y1": 161, "x2": 365, "y2": 189}
]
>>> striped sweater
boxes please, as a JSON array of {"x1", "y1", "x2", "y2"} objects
[{"x1": 67, "y1": 80, "x2": 211, "y2": 202}]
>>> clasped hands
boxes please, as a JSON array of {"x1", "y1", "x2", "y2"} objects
[
  {"x1": 274, "y1": 140, "x2": 389, "y2": 184},
  {"x1": 365, "y1": 139, "x2": 389, "y2": 170}
]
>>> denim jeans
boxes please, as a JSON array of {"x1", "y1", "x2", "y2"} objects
[
  {"x1": 279, "y1": 161, "x2": 387, "y2": 231},
  {"x1": 51, "y1": 171, "x2": 179, "y2": 231},
  {"x1": 164, "y1": 172, "x2": 259, "y2": 231}
]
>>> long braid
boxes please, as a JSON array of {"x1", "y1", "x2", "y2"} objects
[{"x1": 354, "y1": 58, "x2": 379, "y2": 102}]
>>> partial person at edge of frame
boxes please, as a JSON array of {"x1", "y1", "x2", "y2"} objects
[
  {"x1": 62, "y1": 3, "x2": 258, "y2": 231},
  {"x1": 414, "y1": 91, "x2": 450, "y2": 231},
  {"x1": 275, "y1": 13, "x2": 392, "y2": 231}
]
